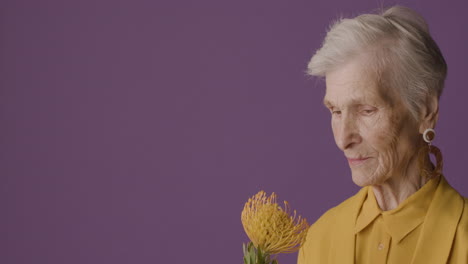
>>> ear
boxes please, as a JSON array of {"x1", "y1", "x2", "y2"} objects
[{"x1": 418, "y1": 95, "x2": 439, "y2": 134}]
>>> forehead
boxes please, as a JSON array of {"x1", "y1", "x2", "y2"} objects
[{"x1": 323, "y1": 58, "x2": 387, "y2": 107}]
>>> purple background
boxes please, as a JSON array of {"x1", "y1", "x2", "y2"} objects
[{"x1": 2, "y1": 0, "x2": 467, "y2": 263}]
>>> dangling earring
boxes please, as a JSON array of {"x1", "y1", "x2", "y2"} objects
[{"x1": 418, "y1": 128, "x2": 443, "y2": 179}]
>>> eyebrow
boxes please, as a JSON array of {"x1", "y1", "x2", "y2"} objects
[{"x1": 322, "y1": 97, "x2": 376, "y2": 108}]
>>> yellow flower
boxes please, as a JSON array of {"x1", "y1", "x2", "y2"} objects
[{"x1": 241, "y1": 191, "x2": 310, "y2": 254}]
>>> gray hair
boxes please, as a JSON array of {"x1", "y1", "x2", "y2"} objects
[{"x1": 307, "y1": 5, "x2": 447, "y2": 121}]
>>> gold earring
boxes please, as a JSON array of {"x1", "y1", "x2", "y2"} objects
[{"x1": 418, "y1": 128, "x2": 443, "y2": 179}]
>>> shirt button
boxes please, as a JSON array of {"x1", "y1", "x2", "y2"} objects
[{"x1": 378, "y1": 243, "x2": 385, "y2": 250}]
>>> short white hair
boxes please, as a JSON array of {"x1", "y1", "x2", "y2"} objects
[{"x1": 307, "y1": 5, "x2": 447, "y2": 121}]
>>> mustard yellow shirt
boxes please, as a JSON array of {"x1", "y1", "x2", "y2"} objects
[
  {"x1": 354, "y1": 176, "x2": 439, "y2": 263},
  {"x1": 297, "y1": 175, "x2": 468, "y2": 264}
]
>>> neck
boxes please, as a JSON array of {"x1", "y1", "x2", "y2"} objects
[{"x1": 371, "y1": 155, "x2": 432, "y2": 211}]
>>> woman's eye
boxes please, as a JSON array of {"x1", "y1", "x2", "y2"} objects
[
  {"x1": 332, "y1": 110, "x2": 341, "y2": 115},
  {"x1": 361, "y1": 109, "x2": 376, "y2": 115}
]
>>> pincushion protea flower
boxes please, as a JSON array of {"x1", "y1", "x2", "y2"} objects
[{"x1": 241, "y1": 191, "x2": 310, "y2": 264}]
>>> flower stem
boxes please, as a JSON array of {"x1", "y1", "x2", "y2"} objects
[{"x1": 243, "y1": 242, "x2": 278, "y2": 264}]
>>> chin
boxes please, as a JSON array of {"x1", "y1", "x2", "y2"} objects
[
  {"x1": 351, "y1": 174, "x2": 372, "y2": 187},
  {"x1": 350, "y1": 170, "x2": 380, "y2": 187}
]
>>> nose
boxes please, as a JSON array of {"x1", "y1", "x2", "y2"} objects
[{"x1": 334, "y1": 113, "x2": 361, "y2": 151}]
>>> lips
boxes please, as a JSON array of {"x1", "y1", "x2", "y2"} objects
[{"x1": 346, "y1": 157, "x2": 370, "y2": 166}]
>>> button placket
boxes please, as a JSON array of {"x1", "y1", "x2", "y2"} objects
[
  {"x1": 376, "y1": 234, "x2": 391, "y2": 263},
  {"x1": 377, "y1": 242, "x2": 385, "y2": 251}
]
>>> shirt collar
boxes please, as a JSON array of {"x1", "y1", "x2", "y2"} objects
[{"x1": 354, "y1": 176, "x2": 441, "y2": 244}]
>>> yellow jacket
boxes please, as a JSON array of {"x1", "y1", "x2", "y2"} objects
[{"x1": 297, "y1": 176, "x2": 468, "y2": 264}]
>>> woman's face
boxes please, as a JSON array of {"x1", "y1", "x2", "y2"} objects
[{"x1": 324, "y1": 57, "x2": 421, "y2": 187}]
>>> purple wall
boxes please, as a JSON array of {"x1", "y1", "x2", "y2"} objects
[{"x1": 2, "y1": 0, "x2": 467, "y2": 263}]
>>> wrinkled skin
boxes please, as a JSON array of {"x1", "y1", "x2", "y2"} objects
[{"x1": 324, "y1": 56, "x2": 438, "y2": 211}]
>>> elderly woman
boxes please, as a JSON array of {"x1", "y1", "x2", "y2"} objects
[{"x1": 297, "y1": 5, "x2": 468, "y2": 264}]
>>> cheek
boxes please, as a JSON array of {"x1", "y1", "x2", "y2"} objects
[
  {"x1": 365, "y1": 115, "x2": 405, "y2": 169},
  {"x1": 375, "y1": 128, "x2": 398, "y2": 150},
  {"x1": 361, "y1": 116, "x2": 399, "y2": 154}
]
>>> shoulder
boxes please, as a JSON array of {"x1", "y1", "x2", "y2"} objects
[
  {"x1": 306, "y1": 188, "x2": 365, "y2": 238},
  {"x1": 444, "y1": 178, "x2": 468, "y2": 236},
  {"x1": 454, "y1": 197, "x2": 468, "y2": 243},
  {"x1": 297, "y1": 187, "x2": 367, "y2": 264},
  {"x1": 308, "y1": 191, "x2": 361, "y2": 232},
  {"x1": 441, "y1": 178, "x2": 468, "y2": 240},
  {"x1": 455, "y1": 197, "x2": 468, "y2": 236},
  {"x1": 448, "y1": 197, "x2": 468, "y2": 262}
]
